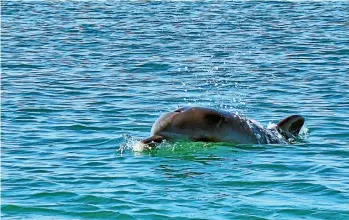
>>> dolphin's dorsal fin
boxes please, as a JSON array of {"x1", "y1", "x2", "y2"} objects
[{"x1": 276, "y1": 115, "x2": 305, "y2": 139}]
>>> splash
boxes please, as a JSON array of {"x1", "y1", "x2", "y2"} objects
[
  {"x1": 119, "y1": 134, "x2": 170, "y2": 154},
  {"x1": 267, "y1": 122, "x2": 277, "y2": 130},
  {"x1": 175, "y1": 65, "x2": 248, "y2": 113},
  {"x1": 119, "y1": 134, "x2": 219, "y2": 155},
  {"x1": 247, "y1": 120, "x2": 285, "y2": 144},
  {"x1": 266, "y1": 122, "x2": 309, "y2": 143},
  {"x1": 119, "y1": 134, "x2": 142, "y2": 154},
  {"x1": 298, "y1": 124, "x2": 309, "y2": 139}
]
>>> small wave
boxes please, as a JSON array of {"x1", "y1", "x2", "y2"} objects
[
  {"x1": 54, "y1": 124, "x2": 114, "y2": 131},
  {"x1": 18, "y1": 107, "x2": 60, "y2": 113},
  {"x1": 75, "y1": 210, "x2": 121, "y2": 219},
  {"x1": 2, "y1": 204, "x2": 61, "y2": 215},
  {"x1": 32, "y1": 191, "x2": 78, "y2": 199},
  {"x1": 2, "y1": 204, "x2": 124, "y2": 219},
  {"x1": 74, "y1": 195, "x2": 120, "y2": 205}
]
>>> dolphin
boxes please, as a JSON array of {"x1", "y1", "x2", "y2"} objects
[{"x1": 138, "y1": 106, "x2": 305, "y2": 150}]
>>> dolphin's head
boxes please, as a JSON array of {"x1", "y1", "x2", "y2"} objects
[
  {"x1": 137, "y1": 111, "x2": 179, "y2": 151},
  {"x1": 150, "y1": 107, "x2": 192, "y2": 138},
  {"x1": 150, "y1": 111, "x2": 178, "y2": 136},
  {"x1": 137, "y1": 107, "x2": 193, "y2": 151}
]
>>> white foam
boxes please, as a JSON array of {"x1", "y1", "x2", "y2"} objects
[
  {"x1": 132, "y1": 142, "x2": 148, "y2": 152},
  {"x1": 299, "y1": 125, "x2": 309, "y2": 138},
  {"x1": 267, "y1": 122, "x2": 277, "y2": 130}
]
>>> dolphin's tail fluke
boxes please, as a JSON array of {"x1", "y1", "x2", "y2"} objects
[{"x1": 276, "y1": 115, "x2": 305, "y2": 140}]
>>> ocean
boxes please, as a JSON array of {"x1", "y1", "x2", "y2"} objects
[{"x1": 2, "y1": 1, "x2": 349, "y2": 219}]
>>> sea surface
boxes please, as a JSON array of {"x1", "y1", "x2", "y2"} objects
[{"x1": 2, "y1": 1, "x2": 349, "y2": 219}]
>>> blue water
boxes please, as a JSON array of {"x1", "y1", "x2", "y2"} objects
[{"x1": 2, "y1": 1, "x2": 349, "y2": 219}]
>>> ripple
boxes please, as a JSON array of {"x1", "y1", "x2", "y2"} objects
[
  {"x1": 32, "y1": 191, "x2": 78, "y2": 200},
  {"x1": 54, "y1": 124, "x2": 116, "y2": 131},
  {"x1": 18, "y1": 107, "x2": 61, "y2": 113},
  {"x1": 2, "y1": 204, "x2": 62, "y2": 215}
]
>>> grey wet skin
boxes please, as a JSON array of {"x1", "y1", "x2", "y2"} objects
[{"x1": 141, "y1": 107, "x2": 305, "y2": 148}]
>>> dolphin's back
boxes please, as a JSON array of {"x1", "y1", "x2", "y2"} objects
[
  {"x1": 160, "y1": 107, "x2": 259, "y2": 144},
  {"x1": 141, "y1": 107, "x2": 305, "y2": 148}
]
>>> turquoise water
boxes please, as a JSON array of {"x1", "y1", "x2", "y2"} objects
[{"x1": 2, "y1": 1, "x2": 349, "y2": 219}]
